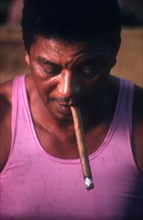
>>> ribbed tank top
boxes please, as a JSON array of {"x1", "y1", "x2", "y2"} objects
[{"x1": 0, "y1": 75, "x2": 143, "y2": 220}]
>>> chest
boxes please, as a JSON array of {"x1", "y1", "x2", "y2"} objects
[
  {"x1": 1, "y1": 149, "x2": 143, "y2": 220},
  {"x1": 34, "y1": 119, "x2": 111, "y2": 160},
  {"x1": 1, "y1": 128, "x2": 143, "y2": 220}
]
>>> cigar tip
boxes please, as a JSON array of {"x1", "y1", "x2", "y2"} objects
[{"x1": 84, "y1": 177, "x2": 94, "y2": 190}]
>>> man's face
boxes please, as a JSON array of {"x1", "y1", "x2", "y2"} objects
[{"x1": 26, "y1": 37, "x2": 115, "y2": 120}]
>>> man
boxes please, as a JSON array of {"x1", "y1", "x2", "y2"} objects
[{"x1": 0, "y1": 0, "x2": 143, "y2": 219}]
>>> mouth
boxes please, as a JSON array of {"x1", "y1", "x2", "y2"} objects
[
  {"x1": 48, "y1": 97, "x2": 78, "y2": 117},
  {"x1": 57, "y1": 102, "x2": 73, "y2": 116}
]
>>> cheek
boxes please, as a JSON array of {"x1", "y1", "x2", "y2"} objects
[
  {"x1": 83, "y1": 71, "x2": 108, "y2": 88},
  {"x1": 80, "y1": 76, "x2": 105, "y2": 99},
  {"x1": 33, "y1": 75, "x2": 58, "y2": 100},
  {"x1": 35, "y1": 81, "x2": 50, "y2": 97},
  {"x1": 31, "y1": 64, "x2": 47, "y2": 81},
  {"x1": 82, "y1": 77, "x2": 97, "y2": 90}
]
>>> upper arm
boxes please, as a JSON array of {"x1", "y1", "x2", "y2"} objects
[
  {"x1": 0, "y1": 82, "x2": 13, "y2": 172},
  {"x1": 132, "y1": 85, "x2": 143, "y2": 174}
]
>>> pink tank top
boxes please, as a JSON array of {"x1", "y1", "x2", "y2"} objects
[{"x1": 0, "y1": 76, "x2": 143, "y2": 220}]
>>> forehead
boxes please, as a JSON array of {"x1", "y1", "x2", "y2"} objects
[{"x1": 30, "y1": 37, "x2": 112, "y2": 65}]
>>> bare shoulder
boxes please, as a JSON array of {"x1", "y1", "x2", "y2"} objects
[
  {"x1": 0, "y1": 79, "x2": 13, "y2": 100},
  {"x1": 133, "y1": 84, "x2": 143, "y2": 126},
  {"x1": 0, "y1": 80, "x2": 13, "y2": 120},
  {"x1": 132, "y1": 84, "x2": 143, "y2": 174},
  {"x1": 0, "y1": 80, "x2": 13, "y2": 171}
]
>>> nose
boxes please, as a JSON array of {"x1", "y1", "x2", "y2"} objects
[{"x1": 58, "y1": 70, "x2": 80, "y2": 102}]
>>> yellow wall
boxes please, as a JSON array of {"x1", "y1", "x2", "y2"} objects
[{"x1": 111, "y1": 28, "x2": 143, "y2": 87}]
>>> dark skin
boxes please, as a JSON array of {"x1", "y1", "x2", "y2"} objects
[{"x1": 0, "y1": 37, "x2": 143, "y2": 174}]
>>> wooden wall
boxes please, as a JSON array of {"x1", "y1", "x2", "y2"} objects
[{"x1": 111, "y1": 28, "x2": 143, "y2": 87}]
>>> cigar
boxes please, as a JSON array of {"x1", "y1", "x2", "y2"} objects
[{"x1": 70, "y1": 106, "x2": 94, "y2": 190}]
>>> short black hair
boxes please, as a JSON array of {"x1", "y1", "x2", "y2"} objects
[{"x1": 21, "y1": 0, "x2": 121, "y2": 54}]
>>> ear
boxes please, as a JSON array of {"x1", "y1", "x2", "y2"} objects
[{"x1": 25, "y1": 52, "x2": 30, "y2": 66}]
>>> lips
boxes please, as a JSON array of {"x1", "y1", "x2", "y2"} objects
[{"x1": 57, "y1": 103, "x2": 72, "y2": 116}]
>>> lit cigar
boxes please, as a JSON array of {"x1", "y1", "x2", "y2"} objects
[{"x1": 70, "y1": 106, "x2": 94, "y2": 190}]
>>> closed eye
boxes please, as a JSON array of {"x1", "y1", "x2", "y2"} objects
[
  {"x1": 83, "y1": 58, "x2": 115, "y2": 75},
  {"x1": 43, "y1": 66, "x2": 61, "y2": 75},
  {"x1": 83, "y1": 67, "x2": 96, "y2": 75},
  {"x1": 77, "y1": 55, "x2": 110, "y2": 77},
  {"x1": 36, "y1": 56, "x2": 62, "y2": 76}
]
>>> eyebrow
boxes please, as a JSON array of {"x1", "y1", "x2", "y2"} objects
[
  {"x1": 74, "y1": 54, "x2": 107, "y2": 68},
  {"x1": 36, "y1": 53, "x2": 109, "y2": 71},
  {"x1": 36, "y1": 56, "x2": 61, "y2": 67}
]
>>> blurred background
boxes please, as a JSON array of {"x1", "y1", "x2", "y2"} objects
[{"x1": 0, "y1": 0, "x2": 143, "y2": 87}]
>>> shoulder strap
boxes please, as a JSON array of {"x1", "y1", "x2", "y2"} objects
[
  {"x1": 11, "y1": 75, "x2": 26, "y2": 147},
  {"x1": 119, "y1": 79, "x2": 134, "y2": 136}
]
